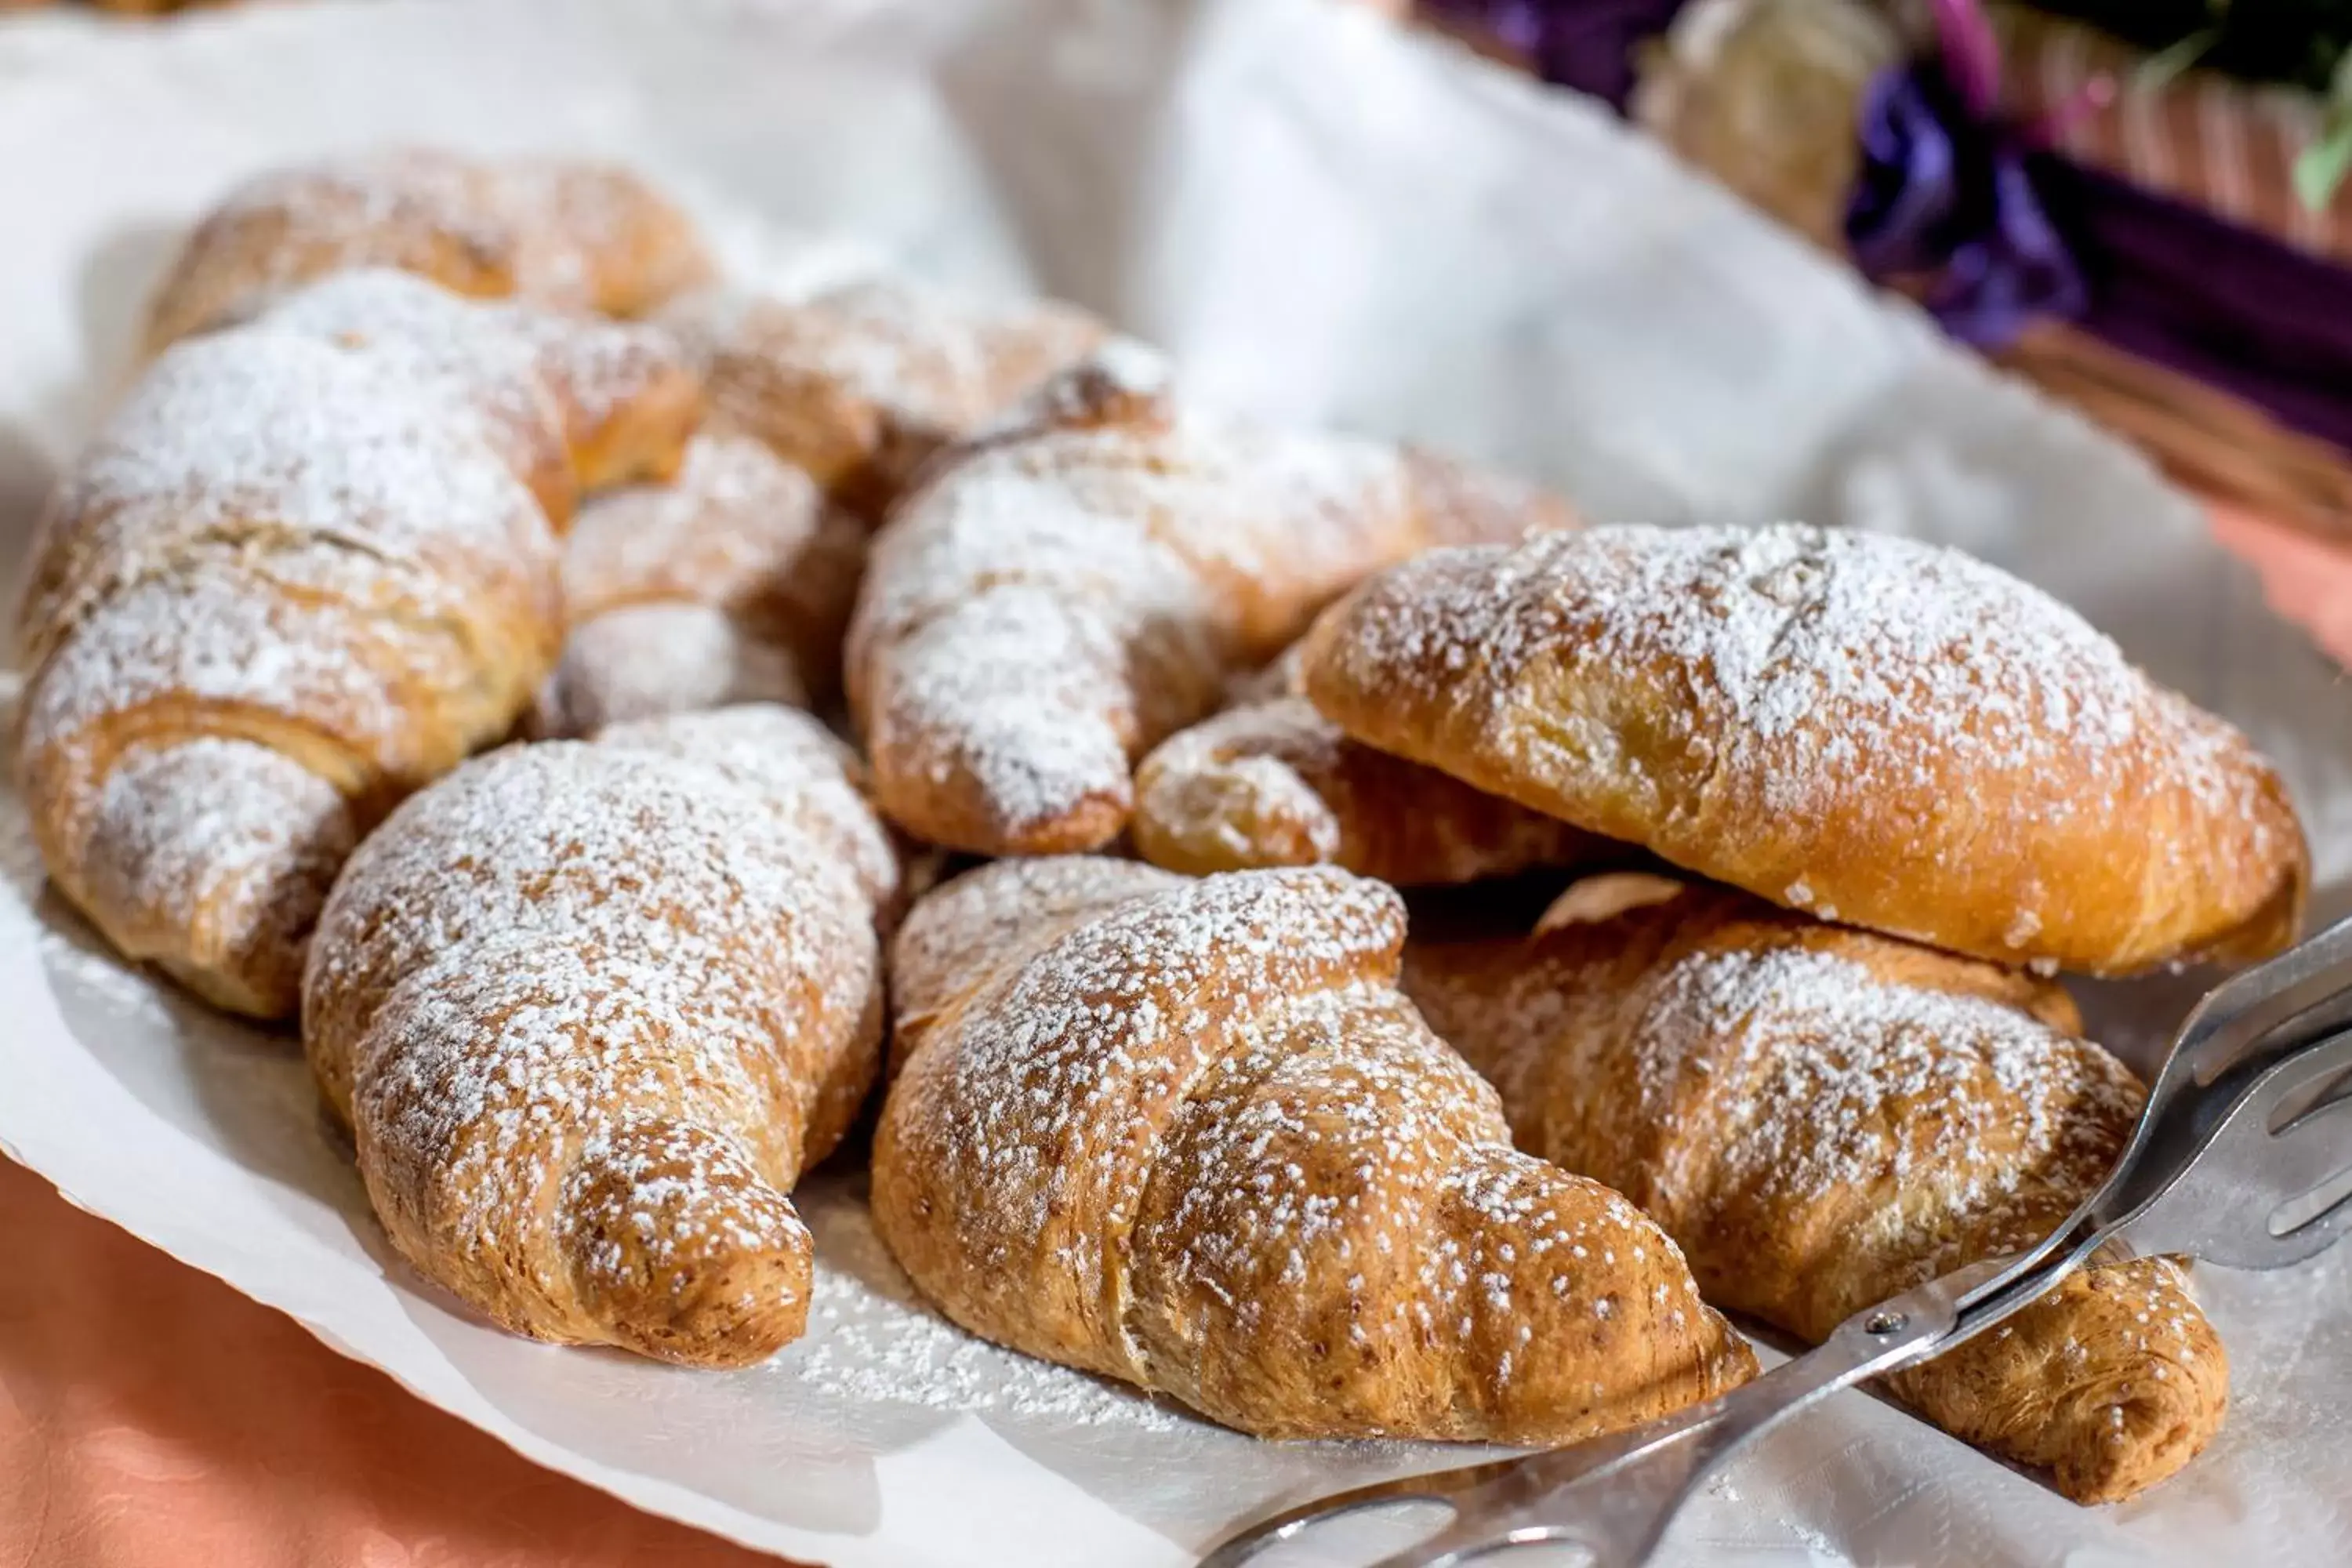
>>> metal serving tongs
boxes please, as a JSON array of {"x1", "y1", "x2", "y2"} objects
[{"x1": 1202, "y1": 913, "x2": 2352, "y2": 1568}]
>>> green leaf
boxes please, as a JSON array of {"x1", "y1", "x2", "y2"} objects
[
  {"x1": 2137, "y1": 27, "x2": 2222, "y2": 91},
  {"x1": 2294, "y1": 116, "x2": 2352, "y2": 211}
]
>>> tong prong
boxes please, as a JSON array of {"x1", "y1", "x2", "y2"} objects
[
  {"x1": 2265, "y1": 1055, "x2": 2352, "y2": 1196},
  {"x1": 1192, "y1": 1472, "x2": 1462, "y2": 1568},
  {"x1": 2271, "y1": 1029, "x2": 2352, "y2": 1124},
  {"x1": 1194, "y1": 1461, "x2": 1532, "y2": 1568},
  {"x1": 1363, "y1": 1414, "x2": 1725, "y2": 1568},
  {"x1": 1195, "y1": 1410, "x2": 1723, "y2": 1568},
  {"x1": 2098, "y1": 1026, "x2": 2352, "y2": 1268},
  {"x1": 2169, "y1": 912, "x2": 2352, "y2": 1088}
]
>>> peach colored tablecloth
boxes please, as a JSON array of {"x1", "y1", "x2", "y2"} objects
[
  {"x1": 0, "y1": 507, "x2": 2344, "y2": 1568},
  {"x1": 0, "y1": 1155, "x2": 792, "y2": 1568}
]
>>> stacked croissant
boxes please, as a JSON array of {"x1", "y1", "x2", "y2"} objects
[{"x1": 9, "y1": 148, "x2": 2310, "y2": 1507}]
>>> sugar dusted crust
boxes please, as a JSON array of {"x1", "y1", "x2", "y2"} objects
[
  {"x1": 848, "y1": 369, "x2": 1574, "y2": 856},
  {"x1": 1132, "y1": 694, "x2": 1599, "y2": 884},
  {"x1": 1304, "y1": 524, "x2": 2308, "y2": 975},
  {"x1": 535, "y1": 433, "x2": 867, "y2": 736},
  {"x1": 1406, "y1": 878, "x2": 2230, "y2": 1501},
  {"x1": 143, "y1": 149, "x2": 713, "y2": 354},
  {"x1": 873, "y1": 857, "x2": 1755, "y2": 1442},
  {"x1": 15, "y1": 269, "x2": 700, "y2": 1018},
  {"x1": 301, "y1": 706, "x2": 897, "y2": 1367},
  {"x1": 660, "y1": 274, "x2": 1108, "y2": 520}
]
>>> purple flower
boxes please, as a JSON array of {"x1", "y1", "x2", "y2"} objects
[
  {"x1": 1419, "y1": 0, "x2": 1686, "y2": 107},
  {"x1": 1845, "y1": 60, "x2": 2085, "y2": 347}
]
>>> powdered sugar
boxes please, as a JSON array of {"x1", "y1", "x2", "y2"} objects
[
  {"x1": 303, "y1": 707, "x2": 895, "y2": 1356},
  {"x1": 1138, "y1": 980, "x2": 1709, "y2": 1367},
  {"x1": 1316, "y1": 523, "x2": 2299, "y2": 971},
  {"x1": 1349, "y1": 524, "x2": 2278, "y2": 827},
  {"x1": 82, "y1": 737, "x2": 350, "y2": 916},
  {"x1": 263, "y1": 265, "x2": 695, "y2": 487},
  {"x1": 537, "y1": 431, "x2": 869, "y2": 736},
  {"x1": 663, "y1": 272, "x2": 1105, "y2": 441},
  {"x1": 887, "y1": 856, "x2": 1172, "y2": 1053},
  {"x1": 596, "y1": 704, "x2": 901, "y2": 915},
  {"x1": 1637, "y1": 942, "x2": 2138, "y2": 1235},
  {"x1": 1575, "y1": 524, "x2": 2141, "y2": 809},
  {"x1": 9, "y1": 275, "x2": 596, "y2": 1017},
  {"x1": 878, "y1": 859, "x2": 1749, "y2": 1436},
  {"x1": 1409, "y1": 898, "x2": 2144, "y2": 1322},
  {"x1": 891, "y1": 864, "x2": 1391, "y2": 1283},
  {"x1": 147, "y1": 150, "x2": 710, "y2": 346},
  {"x1": 25, "y1": 325, "x2": 550, "y2": 662},
  {"x1": 539, "y1": 604, "x2": 809, "y2": 737},
  {"x1": 255, "y1": 268, "x2": 561, "y2": 456},
  {"x1": 1131, "y1": 695, "x2": 1593, "y2": 883},
  {"x1": 851, "y1": 402, "x2": 1454, "y2": 850},
  {"x1": 859, "y1": 585, "x2": 1160, "y2": 840},
  {"x1": 15, "y1": 310, "x2": 563, "y2": 866},
  {"x1": 791, "y1": 1192, "x2": 1185, "y2": 1430},
  {"x1": 561, "y1": 434, "x2": 830, "y2": 617}
]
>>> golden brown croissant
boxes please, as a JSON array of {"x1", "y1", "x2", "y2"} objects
[
  {"x1": 873, "y1": 855, "x2": 1756, "y2": 1441},
  {"x1": 1404, "y1": 873, "x2": 2229, "y2": 1503},
  {"x1": 144, "y1": 149, "x2": 712, "y2": 354},
  {"x1": 1304, "y1": 523, "x2": 2307, "y2": 976},
  {"x1": 847, "y1": 367, "x2": 1575, "y2": 857},
  {"x1": 532, "y1": 434, "x2": 867, "y2": 736},
  {"x1": 301, "y1": 704, "x2": 897, "y2": 1367},
  {"x1": 13, "y1": 272, "x2": 699, "y2": 1018},
  {"x1": 659, "y1": 274, "x2": 1107, "y2": 522},
  {"x1": 1133, "y1": 641, "x2": 1600, "y2": 883},
  {"x1": 256, "y1": 267, "x2": 702, "y2": 519}
]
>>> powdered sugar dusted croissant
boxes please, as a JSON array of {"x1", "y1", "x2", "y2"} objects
[
  {"x1": 532, "y1": 434, "x2": 866, "y2": 736},
  {"x1": 144, "y1": 149, "x2": 712, "y2": 354},
  {"x1": 660, "y1": 273, "x2": 1107, "y2": 521},
  {"x1": 302, "y1": 705, "x2": 897, "y2": 1367},
  {"x1": 1304, "y1": 524, "x2": 2307, "y2": 975},
  {"x1": 13, "y1": 271, "x2": 699, "y2": 1018},
  {"x1": 1132, "y1": 646, "x2": 1600, "y2": 884},
  {"x1": 256, "y1": 267, "x2": 702, "y2": 517},
  {"x1": 1406, "y1": 873, "x2": 2229, "y2": 1502},
  {"x1": 847, "y1": 365, "x2": 1575, "y2": 856},
  {"x1": 873, "y1": 855, "x2": 1755, "y2": 1441}
]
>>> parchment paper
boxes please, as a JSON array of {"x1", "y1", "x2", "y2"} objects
[{"x1": 2, "y1": 1, "x2": 2348, "y2": 1563}]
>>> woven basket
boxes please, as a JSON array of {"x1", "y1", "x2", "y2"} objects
[{"x1": 1998, "y1": 325, "x2": 2352, "y2": 546}]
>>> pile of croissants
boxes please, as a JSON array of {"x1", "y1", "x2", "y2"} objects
[{"x1": 9, "y1": 148, "x2": 2310, "y2": 1508}]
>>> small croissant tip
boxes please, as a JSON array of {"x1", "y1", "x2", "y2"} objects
[{"x1": 557, "y1": 1119, "x2": 815, "y2": 1367}]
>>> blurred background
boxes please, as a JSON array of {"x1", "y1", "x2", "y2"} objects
[
  {"x1": 17, "y1": 0, "x2": 2352, "y2": 543},
  {"x1": 1391, "y1": 0, "x2": 2352, "y2": 556}
]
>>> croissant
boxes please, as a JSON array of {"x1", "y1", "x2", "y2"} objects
[
  {"x1": 660, "y1": 274, "x2": 1106, "y2": 521},
  {"x1": 848, "y1": 366, "x2": 1576, "y2": 856},
  {"x1": 1404, "y1": 873, "x2": 2229, "y2": 1503},
  {"x1": 532, "y1": 434, "x2": 867, "y2": 736},
  {"x1": 256, "y1": 267, "x2": 702, "y2": 518},
  {"x1": 1302, "y1": 523, "x2": 2307, "y2": 976},
  {"x1": 13, "y1": 270, "x2": 699, "y2": 1018},
  {"x1": 144, "y1": 149, "x2": 712, "y2": 354},
  {"x1": 873, "y1": 855, "x2": 1755, "y2": 1441},
  {"x1": 1132, "y1": 648, "x2": 1600, "y2": 883},
  {"x1": 301, "y1": 704, "x2": 896, "y2": 1366}
]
